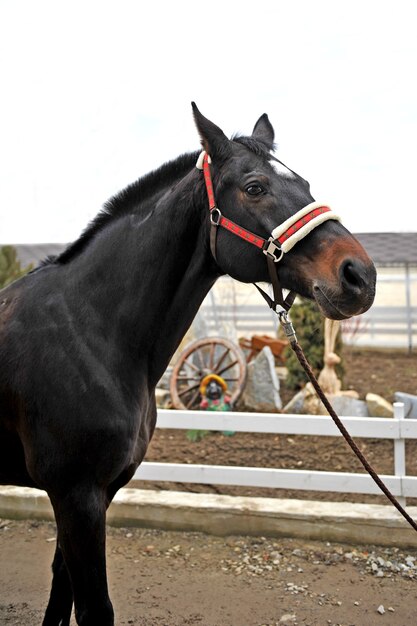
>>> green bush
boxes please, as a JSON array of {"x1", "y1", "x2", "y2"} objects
[
  {"x1": 284, "y1": 298, "x2": 343, "y2": 390},
  {"x1": 0, "y1": 245, "x2": 33, "y2": 289}
]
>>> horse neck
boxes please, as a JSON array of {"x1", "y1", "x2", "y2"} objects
[{"x1": 68, "y1": 169, "x2": 219, "y2": 387}]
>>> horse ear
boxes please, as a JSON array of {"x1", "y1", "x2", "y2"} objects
[
  {"x1": 192, "y1": 102, "x2": 231, "y2": 161},
  {"x1": 252, "y1": 113, "x2": 275, "y2": 150}
]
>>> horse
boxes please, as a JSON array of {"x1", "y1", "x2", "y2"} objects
[{"x1": 0, "y1": 104, "x2": 376, "y2": 625}]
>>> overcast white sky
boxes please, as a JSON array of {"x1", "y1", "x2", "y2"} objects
[{"x1": 1, "y1": 0, "x2": 416, "y2": 243}]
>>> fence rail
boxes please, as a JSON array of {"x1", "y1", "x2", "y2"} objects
[
  {"x1": 134, "y1": 405, "x2": 417, "y2": 504},
  {"x1": 342, "y1": 306, "x2": 417, "y2": 350}
]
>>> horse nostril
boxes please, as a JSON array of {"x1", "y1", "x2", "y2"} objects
[{"x1": 340, "y1": 259, "x2": 364, "y2": 291}]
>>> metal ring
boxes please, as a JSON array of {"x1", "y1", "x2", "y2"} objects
[{"x1": 210, "y1": 207, "x2": 222, "y2": 226}]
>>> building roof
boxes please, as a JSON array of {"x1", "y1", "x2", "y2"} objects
[
  {"x1": 355, "y1": 233, "x2": 417, "y2": 266},
  {"x1": 2, "y1": 232, "x2": 417, "y2": 269}
]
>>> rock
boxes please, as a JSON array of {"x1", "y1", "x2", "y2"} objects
[
  {"x1": 377, "y1": 605, "x2": 385, "y2": 614},
  {"x1": 284, "y1": 384, "x2": 369, "y2": 416},
  {"x1": 283, "y1": 386, "x2": 309, "y2": 414},
  {"x1": 241, "y1": 347, "x2": 282, "y2": 412},
  {"x1": 366, "y1": 393, "x2": 394, "y2": 418},
  {"x1": 341, "y1": 389, "x2": 360, "y2": 399},
  {"x1": 283, "y1": 383, "x2": 323, "y2": 414},
  {"x1": 275, "y1": 366, "x2": 288, "y2": 381},
  {"x1": 303, "y1": 383, "x2": 328, "y2": 415},
  {"x1": 329, "y1": 395, "x2": 369, "y2": 417},
  {"x1": 394, "y1": 392, "x2": 417, "y2": 418}
]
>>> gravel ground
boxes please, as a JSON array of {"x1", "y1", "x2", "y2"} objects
[{"x1": 1, "y1": 519, "x2": 416, "y2": 625}]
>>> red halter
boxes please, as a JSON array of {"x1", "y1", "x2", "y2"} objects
[
  {"x1": 199, "y1": 152, "x2": 340, "y2": 311},
  {"x1": 202, "y1": 152, "x2": 337, "y2": 262}
]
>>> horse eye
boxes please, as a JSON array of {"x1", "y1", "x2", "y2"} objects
[{"x1": 245, "y1": 184, "x2": 264, "y2": 196}]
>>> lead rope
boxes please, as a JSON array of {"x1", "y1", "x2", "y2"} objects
[{"x1": 278, "y1": 310, "x2": 417, "y2": 533}]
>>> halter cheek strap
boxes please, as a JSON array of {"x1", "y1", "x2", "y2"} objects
[{"x1": 197, "y1": 151, "x2": 341, "y2": 311}]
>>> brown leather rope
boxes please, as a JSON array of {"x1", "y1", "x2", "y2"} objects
[{"x1": 281, "y1": 317, "x2": 417, "y2": 533}]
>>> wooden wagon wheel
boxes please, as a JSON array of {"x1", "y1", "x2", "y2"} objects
[{"x1": 170, "y1": 337, "x2": 247, "y2": 410}]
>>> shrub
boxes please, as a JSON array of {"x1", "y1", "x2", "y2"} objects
[
  {"x1": 284, "y1": 298, "x2": 343, "y2": 390},
  {"x1": 0, "y1": 245, "x2": 33, "y2": 289}
]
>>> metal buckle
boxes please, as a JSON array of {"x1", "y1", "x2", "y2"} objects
[
  {"x1": 262, "y1": 237, "x2": 284, "y2": 263},
  {"x1": 210, "y1": 207, "x2": 222, "y2": 226},
  {"x1": 277, "y1": 310, "x2": 297, "y2": 342}
]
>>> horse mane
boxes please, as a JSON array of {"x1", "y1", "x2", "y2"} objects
[
  {"x1": 45, "y1": 135, "x2": 272, "y2": 266},
  {"x1": 51, "y1": 150, "x2": 200, "y2": 265}
]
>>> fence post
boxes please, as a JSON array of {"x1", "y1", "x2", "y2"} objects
[{"x1": 393, "y1": 402, "x2": 406, "y2": 506}]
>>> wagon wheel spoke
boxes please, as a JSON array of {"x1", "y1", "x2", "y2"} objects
[
  {"x1": 183, "y1": 360, "x2": 201, "y2": 373},
  {"x1": 195, "y1": 348, "x2": 206, "y2": 370},
  {"x1": 216, "y1": 359, "x2": 239, "y2": 377},
  {"x1": 176, "y1": 375, "x2": 202, "y2": 381},
  {"x1": 178, "y1": 382, "x2": 201, "y2": 397},
  {"x1": 185, "y1": 389, "x2": 201, "y2": 409},
  {"x1": 209, "y1": 342, "x2": 215, "y2": 370},
  {"x1": 212, "y1": 348, "x2": 230, "y2": 372}
]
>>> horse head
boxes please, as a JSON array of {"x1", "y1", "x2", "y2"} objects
[{"x1": 193, "y1": 104, "x2": 376, "y2": 320}]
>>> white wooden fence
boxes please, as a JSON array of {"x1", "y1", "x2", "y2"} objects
[{"x1": 134, "y1": 404, "x2": 417, "y2": 505}]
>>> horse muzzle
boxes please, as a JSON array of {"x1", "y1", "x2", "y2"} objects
[{"x1": 312, "y1": 255, "x2": 377, "y2": 320}]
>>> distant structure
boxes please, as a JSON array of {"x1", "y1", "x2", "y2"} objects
[
  {"x1": 3, "y1": 243, "x2": 66, "y2": 268},
  {"x1": 354, "y1": 232, "x2": 417, "y2": 267}
]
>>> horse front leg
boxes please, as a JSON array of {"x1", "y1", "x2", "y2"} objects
[
  {"x1": 42, "y1": 543, "x2": 73, "y2": 626},
  {"x1": 49, "y1": 485, "x2": 114, "y2": 626}
]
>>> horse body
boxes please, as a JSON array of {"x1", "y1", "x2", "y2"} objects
[{"x1": 0, "y1": 106, "x2": 376, "y2": 625}]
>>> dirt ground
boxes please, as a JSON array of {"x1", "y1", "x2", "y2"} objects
[
  {"x1": 1, "y1": 348, "x2": 417, "y2": 625},
  {"x1": 0, "y1": 519, "x2": 416, "y2": 626}
]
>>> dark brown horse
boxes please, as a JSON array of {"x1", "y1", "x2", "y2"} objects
[{"x1": 0, "y1": 104, "x2": 376, "y2": 625}]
